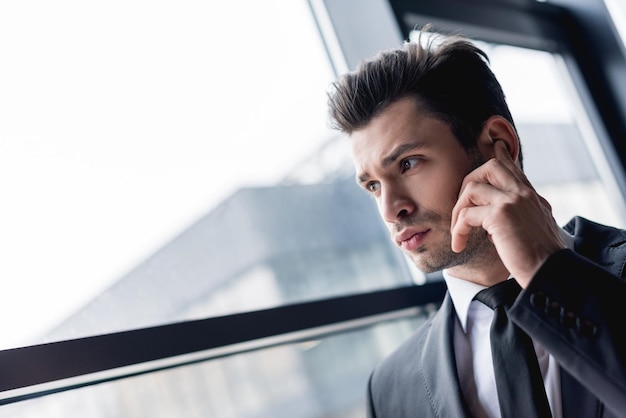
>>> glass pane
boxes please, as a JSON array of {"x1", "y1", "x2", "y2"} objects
[
  {"x1": 605, "y1": 0, "x2": 626, "y2": 49},
  {"x1": 483, "y1": 43, "x2": 626, "y2": 229},
  {"x1": 0, "y1": 313, "x2": 431, "y2": 417},
  {"x1": 1, "y1": 1, "x2": 422, "y2": 348}
]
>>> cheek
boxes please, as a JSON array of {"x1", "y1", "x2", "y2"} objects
[{"x1": 420, "y1": 175, "x2": 463, "y2": 214}]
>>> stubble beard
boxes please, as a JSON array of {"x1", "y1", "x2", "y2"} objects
[
  {"x1": 408, "y1": 147, "x2": 491, "y2": 273},
  {"x1": 409, "y1": 224, "x2": 493, "y2": 273}
]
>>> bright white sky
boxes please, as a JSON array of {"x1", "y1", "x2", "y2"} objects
[{"x1": 0, "y1": 0, "x2": 336, "y2": 348}]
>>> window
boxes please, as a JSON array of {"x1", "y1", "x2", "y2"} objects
[
  {"x1": 1, "y1": 0, "x2": 391, "y2": 348},
  {"x1": 2, "y1": 0, "x2": 626, "y2": 415}
]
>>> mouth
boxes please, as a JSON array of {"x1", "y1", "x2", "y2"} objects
[{"x1": 396, "y1": 228, "x2": 431, "y2": 251}]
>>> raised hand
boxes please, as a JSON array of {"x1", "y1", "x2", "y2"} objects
[{"x1": 450, "y1": 139, "x2": 566, "y2": 287}]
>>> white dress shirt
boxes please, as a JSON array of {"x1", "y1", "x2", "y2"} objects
[{"x1": 443, "y1": 229, "x2": 574, "y2": 418}]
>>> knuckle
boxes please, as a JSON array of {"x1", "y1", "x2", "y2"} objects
[
  {"x1": 465, "y1": 180, "x2": 480, "y2": 195},
  {"x1": 509, "y1": 193, "x2": 525, "y2": 205},
  {"x1": 486, "y1": 157, "x2": 501, "y2": 168},
  {"x1": 496, "y1": 200, "x2": 518, "y2": 217},
  {"x1": 518, "y1": 187, "x2": 535, "y2": 199},
  {"x1": 464, "y1": 180, "x2": 478, "y2": 193}
]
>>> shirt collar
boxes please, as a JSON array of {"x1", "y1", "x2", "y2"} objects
[
  {"x1": 442, "y1": 271, "x2": 486, "y2": 331},
  {"x1": 443, "y1": 227, "x2": 575, "y2": 332}
]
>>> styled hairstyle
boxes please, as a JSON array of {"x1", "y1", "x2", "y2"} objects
[{"x1": 327, "y1": 30, "x2": 522, "y2": 164}]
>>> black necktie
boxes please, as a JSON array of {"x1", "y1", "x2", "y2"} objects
[{"x1": 474, "y1": 280, "x2": 552, "y2": 418}]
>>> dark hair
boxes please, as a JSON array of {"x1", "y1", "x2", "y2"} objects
[{"x1": 327, "y1": 31, "x2": 522, "y2": 164}]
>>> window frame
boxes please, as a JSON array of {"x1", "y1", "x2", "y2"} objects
[{"x1": 0, "y1": 284, "x2": 445, "y2": 405}]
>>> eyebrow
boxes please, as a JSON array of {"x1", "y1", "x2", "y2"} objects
[
  {"x1": 356, "y1": 140, "x2": 426, "y2": 184},
  {"x1": 381, "y1": 141, "x2": 426, "y2": 168}
]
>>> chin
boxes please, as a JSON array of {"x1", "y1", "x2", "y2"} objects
[{"x1": 411, "y1": 249, "x2": 468, "y2": 274}]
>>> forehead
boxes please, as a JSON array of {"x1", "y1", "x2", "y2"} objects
[{"x1": 349, "y1": 97, "x2": 455, "y2": 168}]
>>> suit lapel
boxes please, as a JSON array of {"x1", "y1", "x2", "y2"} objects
[{"x1": 418, "y1": 294, "x2": 471, "y2": 418}]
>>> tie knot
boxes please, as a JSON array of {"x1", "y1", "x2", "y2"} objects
[{"x1": 474, "y1": 279, "x2": 521, "y2": 310}]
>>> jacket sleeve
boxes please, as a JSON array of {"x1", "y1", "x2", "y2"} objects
[{"x1": 509, "y1": 248, "x2": 626, "y2": 416}]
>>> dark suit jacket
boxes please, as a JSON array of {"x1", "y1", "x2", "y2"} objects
[{"x1": 366, "y1": 217, "x2": 626, "y2": 418}]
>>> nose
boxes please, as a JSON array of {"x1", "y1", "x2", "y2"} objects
[{"x1": 379, "y1": 184, "x2": 416, "y2": 223}]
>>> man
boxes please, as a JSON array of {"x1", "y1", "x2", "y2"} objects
[{"x1": 327, "y1": 31, "x2": 626, "y2": 417}]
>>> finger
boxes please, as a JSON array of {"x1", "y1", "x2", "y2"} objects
[
  {"x1": 456, "y1": 181, "x2": 504, "y2": 208},
  {"x1": 493, "y1": 140, "x2": 536, "y2": 191},
  {"x1": 451, "y1": 182, "x2": 502, "y2": 253},
  {"x1": 454, "y1": 160, "x2": 521, "y2": 230},
  {"x1": 493, "y1": 139, "x2": 513, "y2": 164},
  {"x1": 459, "y1": 159, "x2": 519, "y2": 195},
  {"x1": 451, "y1": 205, "x2": 491, "y2": 252},
  {"x1": 451, "y1": 181, "x2": 503, "y2": 231}
]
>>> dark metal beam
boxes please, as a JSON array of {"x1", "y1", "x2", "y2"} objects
[
  {"x1": 0, "y1": 282, "x2": 446, "y2": 405},
  {"x1": 387, "y1": 0, "x2": 568, "y2": 50}
]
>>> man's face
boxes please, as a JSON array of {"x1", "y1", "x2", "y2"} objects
[{"x1": 350, "y1": 97, "x2": 491, "y2": 273}]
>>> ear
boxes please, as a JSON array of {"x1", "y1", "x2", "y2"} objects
[{"x1": 476, "y1": 116, "x2": 520, "y2": 166}]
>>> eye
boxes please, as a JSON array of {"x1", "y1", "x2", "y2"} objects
[
  {"x1": 366, "y1": 181, "x2": 380, "y2": 193},
  {"x1": 401, "y1": 157, "x2": 420, "y2": 173}
]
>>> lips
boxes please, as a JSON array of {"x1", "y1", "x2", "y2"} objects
[{"x1": 396, "y1": 228, "x2": 431, "y2": 251}]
